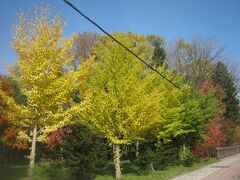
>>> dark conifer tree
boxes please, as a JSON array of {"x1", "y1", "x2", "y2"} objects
[
  {"x1": 147, "y1": 35, "x2": 166, "y2": 67},
  {"x1": 212, "y1": 62, "x2": 240, "y2": 121}
]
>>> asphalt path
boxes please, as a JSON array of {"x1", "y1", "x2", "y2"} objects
[{"x1": 172, "y1": 153, "x2": 240, "y2": 180}]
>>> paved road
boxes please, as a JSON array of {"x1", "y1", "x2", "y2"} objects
[{"x1": 172, "y1": 153, "x2": 240, "y2": 180}]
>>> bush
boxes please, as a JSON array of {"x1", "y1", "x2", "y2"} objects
[
  {"x1": 179, "y1": 145, "x2": 193, "y2": 167},
  {"x1": 41, "y1": 124, "x2": 112, "y2": 180},
  {"x1": 63, "y1": 124, "x2": 112, "y2": 179},
  {"x1": 41, "y1": 161, "x2": 70, "y2": 180},
  {"x1": 138, "y1": 142, "x2": 179, "y2": 172}
]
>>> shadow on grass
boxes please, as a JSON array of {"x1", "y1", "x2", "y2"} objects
[
  {"x1": 0, "y1": 164, "x2": 28, "y2": 180},
  {"x1": 37, "y1": 162, "x2": 72, "y2": 180},
  {"x1": 0, "y1": 162, "x2": 145, "y2": 180},
  {"x1": 97, "y1": 161, "x2": 147, "y2": 178}
]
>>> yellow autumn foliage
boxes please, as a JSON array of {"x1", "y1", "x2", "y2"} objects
[{"x1": 11, "y1": 12, "x2": 90, "y2": 142}]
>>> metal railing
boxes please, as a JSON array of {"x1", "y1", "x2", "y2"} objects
[{"x1": 216, "y1": 146, "x2": 240, "y2": 159}]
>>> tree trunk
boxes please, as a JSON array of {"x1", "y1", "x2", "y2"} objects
[
  {"x1": 61, "y1": 147, "x2": 64, "y2": 161},
  {"x1": 15, "y1": 149, "x2": 17, "y2": 162},
  {"x1": 150, "y1": 162, "x2": 155, "y2": 172},
  {"x1": 28, "y1": 119, "x2": 38, "y2": 180},
  {"x1": 207, "y1": 149, "x2": 210, "y2": 159},
  {"x1": 135, "y1": 141, "x2": 139, "y2": 159},
  {"x1": 114, "y1": 144, "x2": 121, "y2": 180}
]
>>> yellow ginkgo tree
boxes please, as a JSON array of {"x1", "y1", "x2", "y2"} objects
[{"x1": 11, "y1": 11, "x2": 90, "y2": 178}]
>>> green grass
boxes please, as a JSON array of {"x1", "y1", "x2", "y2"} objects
[
  {"x1": 0, "y1": 158, "x2": 217, "y2": 180},
  {"x1": 96, "y1": 158, "x2": 218, "y2": 180},
  {"x1": 0, "y1": 162, "x2": 69, "y2": 180}
]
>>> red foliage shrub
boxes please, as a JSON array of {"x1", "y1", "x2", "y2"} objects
[
  {"x1": 195, "y1": 80, "x2": 227, "y2": 157},
  {"x1": 200, "y1": 80, "x2": 216, "y2": 95},
  {"x1": 45, "y1": 127, "x2": 72, "y2": 148},
  {"x1": 194, "y1": 117, "x2": 226, "y2": 157}
]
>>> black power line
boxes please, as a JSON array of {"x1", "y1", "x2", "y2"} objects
[{"x1": 62, "y1": 0, "x2": 180, "y2": 89}]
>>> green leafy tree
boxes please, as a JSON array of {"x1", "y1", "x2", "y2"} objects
[
  {"x1": 179, "y1": 145, "x2": 193, "y2": 167},
  {"x1": 139, "y1": 80, "x2": 218, "y2": 170},
  {"x1": 79, "y1": 32, "x2": 193, "y2": 179},
  {"x1": 180, "y1": 89, "x2": 219, "y2": 147}
]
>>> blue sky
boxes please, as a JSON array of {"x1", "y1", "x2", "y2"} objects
[{"x1": 0, "y1": 0, "x2": 240, "y2": 73}]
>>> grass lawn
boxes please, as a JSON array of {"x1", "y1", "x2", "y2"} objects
[
  {"x1": 0, "y1": 158, "x2": 217, "y2": 180},
  {"x1": 96, "y1": 158, "x2": 217, "y2": 180}
]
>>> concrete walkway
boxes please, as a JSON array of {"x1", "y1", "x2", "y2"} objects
[{"x1": 172, "y1": 153, "x2": 240, "y2": 180}]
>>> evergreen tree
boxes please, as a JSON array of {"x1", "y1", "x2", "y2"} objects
[
  {"x1": 62, "y1": 124, "x2": 111, "y2": 180},
  {"x1": 212, "y1": 62, "x2": 240, "y2": 121},
  {"x1": 42, "y1": 124, "x2": 111, "y2": 180},
  {"x1": 147, "y1": 35, "x2": 166, "y2": 67}
]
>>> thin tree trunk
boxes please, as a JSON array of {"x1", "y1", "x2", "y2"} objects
[
  {"x1": 150, "y1": 162, "x2": 155, "y2": 172},
  {"x1": 135, "y1": 141, "x2": 139, "y2": 159},
  {"x1": 207, "y1": 149, "x2": 210, "y2": 159},
  {"x1": 114, "y1": 144, "x2": 121, "y2": 180},
  {"x1": 15, "y1": 149, "x2": 17, "y2": 162},
  {"x1": 16, "y1": 150, "x2": 18, "y2": 162},
  {"x1": 28, "y1": 119, "x2": 38, "y2": 180},
  {"x1": 61, "y1": 147, "x2": 64, "y2": 161}
]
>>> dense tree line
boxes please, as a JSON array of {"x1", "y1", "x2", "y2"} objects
[{"x1": 0, "y1": 8, "x2": 239, "y2": 179}]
